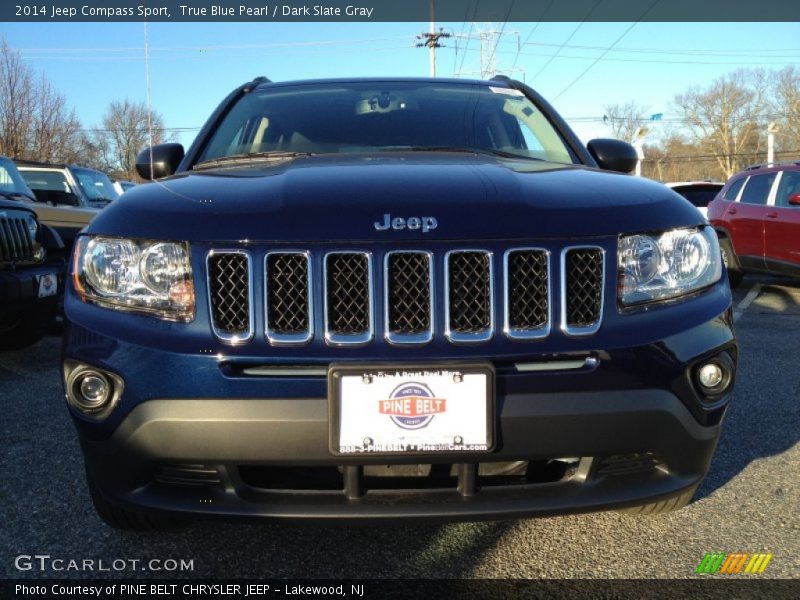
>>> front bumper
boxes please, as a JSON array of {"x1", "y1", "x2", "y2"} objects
[
  {"x1": 66, "y1": 311, "x2": 736, "y2": 521},
  {"x1": 0, "y1": 263, "x2": 61, "y2": 324}
]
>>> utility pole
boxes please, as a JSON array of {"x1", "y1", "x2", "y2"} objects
[
  {"x1": 767, "y1": 122, "x2": 779, "y2": 166},
  {"x1": 416, "y1": 0, "x2": 450, "y2": 77},
  {"x1": 632, "y1": 127, "x2": 648, "y2": 177}
]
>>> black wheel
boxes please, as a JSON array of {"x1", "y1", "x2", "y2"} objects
[
  {"x1": 87, "y1": 475, "x2": 181, "y2": 531},
  {"x1": 0, "y1": 309, "x2": 51, "y2": 352},
  {"x1": 718, "y1": 238, "x2": 743, "y2": 289},
  {"x1": 618, "y1": 485, "x2": 697, "y2": 515}
]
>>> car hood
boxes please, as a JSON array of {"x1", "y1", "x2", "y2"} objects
[{"x1": 87, "y1": 153, "x2": 704, "y2": 242}]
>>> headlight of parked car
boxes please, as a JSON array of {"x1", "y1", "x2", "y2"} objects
[
  {"x1": 24, "y1": 213, "x2": 38, "y2": 238},
  {"x1": 618, "y1": 226, "x2": 722, "y2": 307},
  {"x1": 73, "y1": 236, "x2": 194, "y2": 321}
]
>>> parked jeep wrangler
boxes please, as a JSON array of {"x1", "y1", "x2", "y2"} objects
[
  {"x1": 15, "y1": 160, "x2": 113, "y2": 253},
  {"x1": 0, "y1": 197, "x2": 63, "y2": 350},
  {"x1": 63, "y1": 77, "x2": 737, "y2": 529}
]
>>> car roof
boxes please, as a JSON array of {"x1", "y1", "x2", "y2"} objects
[
  {"x1": 254, "y1": 76, "x2": 504, "y2": 91},
  {"x1": 666, "y1": 181, "x2": 724, "y2": 188},
  {"x1": 735, "y1": 160, "x2": 800, "y2": 177}
]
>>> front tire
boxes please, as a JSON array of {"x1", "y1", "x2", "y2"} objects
[
  {"x1": 0, "y1": 306, "x2": 53, "y2": 352},
  {"x1": 718, "y1": 237, "x2": 743, "y2": 289}
]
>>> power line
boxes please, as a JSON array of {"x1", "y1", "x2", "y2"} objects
[
  {"x1": 497, "y1": 48, "x2": 798, "y2": 67},
  {"x1": 456, "y1": 0, "x2": 481, "y2": 76},
  {"x1": 14, "y1": 36, "x2": 413, "y2": 55},
  {"x1": 511, "y1": 0, "x2": 555, "y2": 74},
  {"x1": 529, "y1": 0, "x2": 603, "y2": 83},
  {"x1": 523, "y1": 41, "x2": 800, "y2": 58},
  {"x1": 552, "y1": 0, "x2": 661, "y2": 102},
  {"x1": 486, "y1": 0, "x2": 515, "y2": 73}
]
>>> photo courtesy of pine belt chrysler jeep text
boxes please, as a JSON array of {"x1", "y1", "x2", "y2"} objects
[{"x1": 62, "y1": 76, "x2": 737, "y2": 529}]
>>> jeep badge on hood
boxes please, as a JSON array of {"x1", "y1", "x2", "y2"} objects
[{"x1": 374, "y1": 213, "x2": 438, "y2": 233}]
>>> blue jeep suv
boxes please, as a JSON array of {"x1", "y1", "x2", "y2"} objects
[{"x1": 62, "y1": 77, "x2": 736, "y2": 529}]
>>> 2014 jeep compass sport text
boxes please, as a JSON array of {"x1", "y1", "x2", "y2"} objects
[{"x1": 63, "y1": 77, "x2": 737, "y2": 529}]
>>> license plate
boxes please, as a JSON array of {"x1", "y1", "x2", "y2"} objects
[
  {"x1": 329, "y1": 364, "x2": 494, "y2": 456},
  {"x1": 37, "y1": 273, "x2": 58, "y2": 298}
]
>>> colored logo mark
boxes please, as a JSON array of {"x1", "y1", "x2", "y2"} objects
[
  {"x1": 696, "y1": 552, "x2": 773, "y2": 575},
  {"x1": 378, "y1": 382, "x2": 446, "y2": 430}
]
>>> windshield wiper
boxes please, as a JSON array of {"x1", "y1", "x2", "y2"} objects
[
  {"x1": 376, "y1": 146, "x2": 543, "y2": 161},
  {"x1": 193, "y1": 151, "x2": 315, "y2": 170}
]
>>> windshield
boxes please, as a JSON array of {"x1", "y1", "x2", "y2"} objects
[
  {"x1": 198, "y1": 81, "x2": 575, "y2": 165},
  {"x1": 72, "y1": 168, "x2": 120, "y2": 202},
  {"x1": 0, "y1": 158, "x2": 36, "y2": 199}
]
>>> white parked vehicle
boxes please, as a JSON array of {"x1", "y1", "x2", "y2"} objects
[{"x1": 666, "y1": 181, "x2": 724, "y2": 219}]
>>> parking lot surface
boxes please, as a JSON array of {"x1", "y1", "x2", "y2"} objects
[{"x1": 1, "y1": 276, "x2": 798, "y2": 579}]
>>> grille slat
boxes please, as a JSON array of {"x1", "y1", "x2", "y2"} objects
[
  {"x1": 446, "y1": 250, "x2": 493, "y2": 342},
  {"x1": 266, "y1": 252, "x2": 312, "y2": 344},
  {"x1": 0, "y1": 216, "x2": 35, "y2": 263},
  {"x1": 505, "y1": 249, "x2": 549, "y2": 338},
  {"x1": 325, "y1": 252, "x2": 372, "y2": 344},
  {"x1": 207, "y1": 252, "x2": 253, "y2": 343},
  {"x1": 386, "y1": 251, "x2": 433, "y2": 344},
  {"x1": 563, "y1": 247, "x2": 604, "y2": 335}
]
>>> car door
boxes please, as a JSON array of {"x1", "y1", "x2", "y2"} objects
[
  {"x1": 727, "y1": 172, "x2": 777, "y2": 269},
  {"x1": 764, "y1": 169, "x2": 800, "y2": 272}
]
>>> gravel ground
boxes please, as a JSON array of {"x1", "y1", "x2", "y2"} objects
[{"x1": 1, "y1": 275, "x2": 798, "y2": 580}]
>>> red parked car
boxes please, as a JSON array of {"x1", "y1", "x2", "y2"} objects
[{"x1": 708, "y1": 161, "x2": 800, "y2": 288}]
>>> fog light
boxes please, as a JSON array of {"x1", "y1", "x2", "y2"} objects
[
  {"x1": 78, "y1": 374, "x2": 109, "y2": 407},
  {"x1": 64, "y1": 361, "x2": 123, "y2": 419},
  {"x1": 692, "y1": 352, "x2": 735, "y2": 401},
  {"x1": 697, "y1": 363, "x2": 723, "y2": 389}
]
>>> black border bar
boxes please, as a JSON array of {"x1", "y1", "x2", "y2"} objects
[
  {"x1": 4, "y1": 0, "x2": 800, "y2": 22},
  {"x1": 3, "y1": 578, "x2": 800, "y2": 599}
]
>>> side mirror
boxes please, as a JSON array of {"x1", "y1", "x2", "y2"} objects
[
  {"x1": 587, "y1": 138, "x2": 639, "y2": 174},
  {"x1": 135, "y1": 143, "x2": 184, "y2": 180},
  {"x1": 788, "y1": 193, "x2": 800, "y2": 206}
]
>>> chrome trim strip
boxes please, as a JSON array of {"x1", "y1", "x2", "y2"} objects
[
  {"x1": 444, "y1": 249, "x2": 494, "y2": 344},
  {"x1": 264, "y1": 251, "x2": 313, "y2": 346},
  {"x1": 323, "y1": 251, "x2": 375, "y2": 346},
  {"x1": 560, "y1": 246, "x2": 605, "y2": 337},
  {"x1": 384, "y1": 250, "x2": 434, "y2": 345},
  {"x1": 241, "y1": 366, "x2": 328, "y2": 377},
  {"x1": 206, "y1": 249, "x2": 255, "y2": 345},
  {"x1": 503, "y1": 247, "x2": 552, "y2": 341},
  {"x1": 513, "y1": 357, "x2": 597, "y2": 372}
]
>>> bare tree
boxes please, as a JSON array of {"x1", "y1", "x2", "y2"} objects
[
  {"x1": 603, "y1": 101, "x2": 649, "y2": 143},
  {"x1": 0, "y1": 39, "x2": 91, "y2": 163},
  {"x1": 771, "y1": 66, "x2": 800, "y2": 153},
  {"x1": 97, "y1": 100, "x2": 171, "y2": 181},
  {"x1": 0, "y1": 39, "x2": 35, "y2": 158},
  {"x1": 674, "y1": 70, "x2": 769, "y2": 178}
]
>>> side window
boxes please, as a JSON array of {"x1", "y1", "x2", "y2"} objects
[
  {"x1": 739, "y1": 173, "x2": 777, "y2": 206},
  {"x1": 0, "y1": 165, "x2": 13, "y2": 192},
  {"x1": 775, "y1": 171, "x2": 800, "y2": 208},
  {"x1": 722, "y1": 177, "x2": 746, "y2": 201}
]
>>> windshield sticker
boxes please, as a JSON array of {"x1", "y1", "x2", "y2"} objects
[{"x1": 489, "y1": 87, "x2": 525, "y2": 96}]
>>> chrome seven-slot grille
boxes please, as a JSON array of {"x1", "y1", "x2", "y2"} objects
[
  {"x1": 206, "y1": 247, "x2": 604, "y2": 345},
  {"x1": 0, "y1": 214, "x2": 36, "y2": 263}
]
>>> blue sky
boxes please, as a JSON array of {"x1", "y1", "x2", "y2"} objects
[{"x1": 1, "y1": 21, "x2": 798, "y2": 146}]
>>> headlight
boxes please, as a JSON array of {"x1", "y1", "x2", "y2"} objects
[
  {"x1": 73, "y1": 237, "x2": 194, "y2": 321},
  {"x1": 618, "y1": 226, "x2": 722, "y2": 307},
  {"x1": 25, "y1": 214, "x2": 38, "y2": 237}
]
